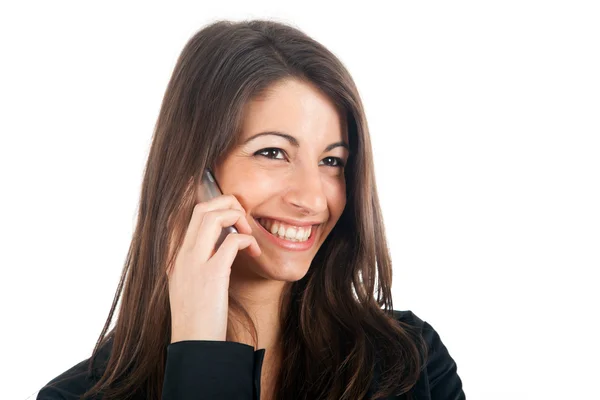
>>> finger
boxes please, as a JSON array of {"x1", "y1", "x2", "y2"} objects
[
  {"x1": 193, "y1": 209, "x2": 252, "y2": 262},
  {"x1": 205, "y1": 194, "x2": 252, "y2": 233},
  {"x1": 183, "y1": 194, "x2": 251, "y2": 250},
  {"x1": 209, "y1": 233, "x2": 261, "y2": 271}
]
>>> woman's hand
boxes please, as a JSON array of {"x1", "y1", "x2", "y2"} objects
[{"x1": 167, "y1": 194, "x2": 261, "y2": 343}]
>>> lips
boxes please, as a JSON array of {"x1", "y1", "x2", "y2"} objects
[
  {"x1": 252, "y1": 217, "x2": 319, "y2": 251},
  {"x1": 256, "y1": 218, "x2": 313, "y2": 242}
]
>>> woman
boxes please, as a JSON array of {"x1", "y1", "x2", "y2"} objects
[{"x1": 38, "y1": 19, "x2": 464, "y2": 400}]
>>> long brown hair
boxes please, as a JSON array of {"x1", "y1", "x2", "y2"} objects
[{"x1": 78, "y1": 19, "x2": 426, "y2": 400}]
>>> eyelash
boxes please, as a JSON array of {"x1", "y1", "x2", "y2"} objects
[{"x1": 254, "y1": 148, "x2": 345, "y2": 168}]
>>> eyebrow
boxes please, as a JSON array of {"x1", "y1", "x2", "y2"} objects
[{"x1": 243, "y1": 131, "x2": 350, "y2": 153}]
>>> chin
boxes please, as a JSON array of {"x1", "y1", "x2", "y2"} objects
[
  {"x1": 254, "y1": 258, "x2": 311, "y2": 282},
  {"x1": 231, "y1": 252, "x2": 312, "y2": 282}
]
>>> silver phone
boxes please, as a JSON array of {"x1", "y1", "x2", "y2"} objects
[{"x1": 199, "y1": 169, "x2": 238, "y2": 248}]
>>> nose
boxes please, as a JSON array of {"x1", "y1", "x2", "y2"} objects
[{"x1": 283, "y1": 164, "x2": 327, "y2": 216}]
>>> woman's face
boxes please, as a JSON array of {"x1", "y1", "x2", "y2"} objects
[{"x1": 211, "y1": 78, "x2": 349, "y2": 282}]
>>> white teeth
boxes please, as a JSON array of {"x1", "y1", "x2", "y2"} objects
[
  {"x1": 270, "y1": 222, "x2": 279, "y2": 235},
  {"x1": 277, "y1": 224, "x2": 286, "y2": 237},
  {"x1": 284, "y1": 227, "x2": 297, "y2": 240},
  {"x1": 258, "y1": 218, "x2": 313, "y2": 242}
]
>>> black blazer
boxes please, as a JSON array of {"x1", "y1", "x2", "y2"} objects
[{"x1": 37, "y1": 310, "x2": 465, "y2": 399}]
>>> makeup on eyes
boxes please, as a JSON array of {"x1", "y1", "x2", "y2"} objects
[{"x1": 253, "y1": 147, "x2": 346, "y2": 169}]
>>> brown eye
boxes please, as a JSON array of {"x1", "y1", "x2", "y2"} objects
[
  {"x1": 320, "y1": 156, "x2": 345, "y2": 168},
  {"x1": 255, "y1": 148, "x2": 286, "y2": 160}
]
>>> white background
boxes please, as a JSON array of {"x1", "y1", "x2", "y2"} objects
[{"x1": 1, "y1": 1, "x2": 598, "y2": 399}]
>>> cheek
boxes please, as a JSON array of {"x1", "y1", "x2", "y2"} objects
[
  {"x1": 325, "y1": 180, "x2": 347, "y2": 217},
  {"x1": 226, "y1": 169, "x2": 282, "y2": 206}
]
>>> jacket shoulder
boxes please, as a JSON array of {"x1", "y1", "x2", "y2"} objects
[
  {"x1": 37, "y1": 357, "x2": 95, "y2": 399},
  {"x1": 391, "y1": 309, "x2": 426, "y2": 330},
  {"x1": 37, "y1": 338, "x2": 112, "y2": 399},
  {"x1": 390, "y1": 310, "x2": 465, "y2": 399}
]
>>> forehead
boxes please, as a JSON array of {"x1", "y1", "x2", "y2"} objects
[{"x1": 239, "y1": 79, "x2": 348, "y2": 143}]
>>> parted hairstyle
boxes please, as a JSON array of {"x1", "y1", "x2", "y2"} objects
[{"x1": 74, "y1": 19, "x2": 426, "y2": 400}]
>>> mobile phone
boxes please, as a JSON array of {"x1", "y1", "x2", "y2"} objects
[{"x1": 198, "y1": 169, "x2": 238, "y2": 248}]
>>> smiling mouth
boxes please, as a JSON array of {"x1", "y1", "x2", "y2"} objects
[{"x1": 255, "y1": 217, "x2": 317, "y2": 242}]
